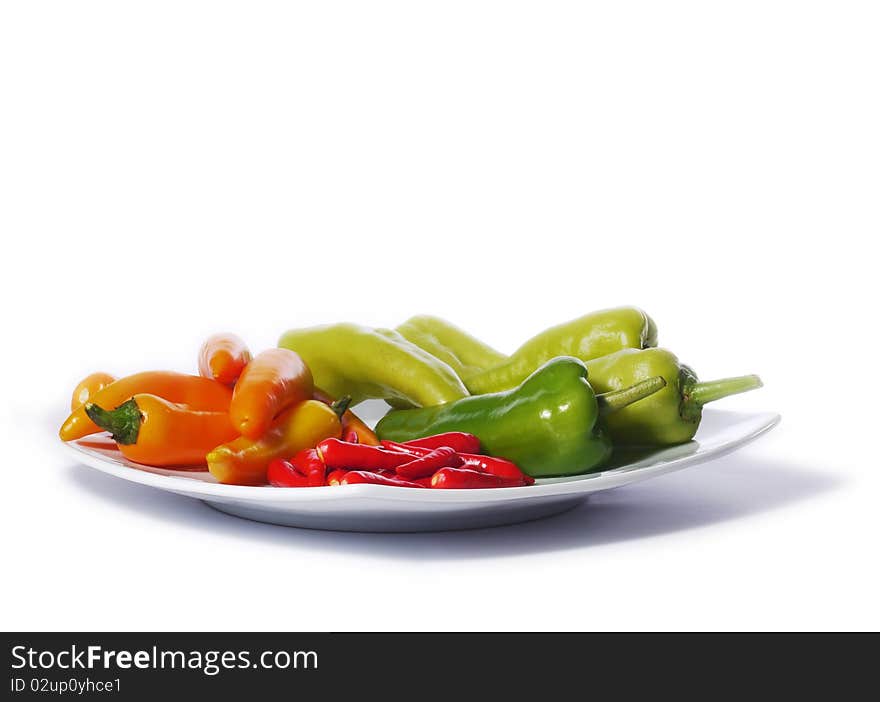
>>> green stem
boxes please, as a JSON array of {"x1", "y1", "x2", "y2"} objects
[
  {"x1": 84, "y1": 398, "x2": 143, "y2": 445},
  {"x1": 596, "y1": 375, "x2": 667, "y2": 416},
  {"x1": 687, "y1": 374, "x2": 763, "y2": 407},
  {"x1": 330, "y1": 395, "x2": 352, "y2": 418}
]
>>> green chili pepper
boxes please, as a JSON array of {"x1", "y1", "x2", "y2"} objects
[
  {"x1": 583, "y1": 348, "x2": 763, "y2": 446},
  {"x1": 376, "y1": 356, "x2": 667, "y2": 478},
  {"x1": 461, "y1": 307, "x2": 657, "y2": 394},
  {"x1": 396, "y1": 315, "x2": 507, "y2": 379},
  {"x1": 278, "y1": 323, "x2": 469, "y2": 407}
]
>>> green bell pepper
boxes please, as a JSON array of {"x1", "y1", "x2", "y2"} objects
[
  {"x1": 584, "y1": 348, "x2": 763, "y2": 446},
  {"x1": 278, "y1": 323, "x2": 469, "y2": 407},
  {"x1": 376, "y1": 356, "x2": 666, "y2": 478},
  {"x1": 461, "y1": 306, "x2": 657, "y2": 393}
]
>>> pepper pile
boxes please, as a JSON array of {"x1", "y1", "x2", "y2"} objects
[
  {"x1": 61, "y1": 306, "x2": 765, "y2": 488},
  {"x1": 267, "y1": 432, "x2": 533, "y2": 489},
  {"x1": 59, "y1": 333, "x2": 378, "y2": 486},
  {"x1": 280, "y1": 306, "x2": 763, "y2": 477}
]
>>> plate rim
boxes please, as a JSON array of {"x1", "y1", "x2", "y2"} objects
[{"x1": 60, "y1": 409, "x2": 781, "y2": 505}]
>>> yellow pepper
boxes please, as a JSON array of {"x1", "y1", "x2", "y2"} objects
[{"x1": 206, "y1": 400, "x2": 342, "y2": 485}]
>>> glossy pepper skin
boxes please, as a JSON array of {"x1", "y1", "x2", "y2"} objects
[
  {"x1": 431, "y1": 467, "x2": 525, "y2": 489},
  {"x1": 230, "y1": 348, "x2": 313, "y2": 439},
  {"x1": 207, "y1": 399, "x2": 342, "y2": 485},
  {"x1": 198, "y1": 333, "x2": 251, "y2": 386},
  {"x1": 316, "y1": 438, "x2": 416, "y2": 471},
  {"x1": 267, "y1": 458, "x2": 310, "y2": 487},
  {"x1": 394, "y1": 446, "x2": 462, "y2": 479},
  {"x1": 396, "y1": 316, "x2": 506, "y2": 379},
  {"x1": 278, "y1": 323, "x2": 468, "y2": 407},
  {"x1": 85, "y1": 394, "x2": 237, "y2": 467},
  {"x1": 70, "y1": 372, "x2": 116, "y2": 410},
  {"x1": 339, "y1": 471, "x2": 424, "y2": 488},
  {"x1": 583, "y1": 348, "x2": 763, "y2": 446},
  {"x1": 376, "y1": 357, "x2": 666, "y2": 478},
  {"x1": 465, "y1": 307, "x2": 657, "y2": 394},
  {"x1": 379, "y1": 440, "x2": 534, "y2": 484},
  {"x1": 402, "y1": 432, "x2": 481, "y2": 454},
  {"x1": 60, "y1": 371, "x2": 233, "y2": 441}
]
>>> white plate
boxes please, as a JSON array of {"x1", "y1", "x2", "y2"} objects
[{"x1": 61, "y1": 407, "x2": 780, "y2": 532}]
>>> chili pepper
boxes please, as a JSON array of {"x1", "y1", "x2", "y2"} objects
[
  {"x1": 60, "y1": 371, "x2": 233, "y2": 441},
  {"x1": 198, "y1": 333, "x2": 252, "y2": 386},
  {"x1": 340, "y1": 471, "x2": 425, "y2": 488},
  {"x1": 403, "y1": 432, "x2": 481, "y2": 454},
  {"x1": 278, "y1": 323, "x2": 468, "y2": 408},
  {"x1": 207, "y1": 399, "x2": 341, "y2": 485},
  {"x1": 290, "y1": 448, "x2": 326, "y2": 487},
  {"x1": 230, "y1": 348, "x2": 314, "y2": 439},
  {"x1": 395, "y1": 315, "x2": 507, "y2": 379},
  {"x1": 465, "y1": 307, "x2": 657, "y2": 394},
  {"x1": 377, "y1": 357, "x2": 667, "y2": 478},
  {"x1": 458, "y1": 453, "x2": 534, "y2": 485},
  {"x1": 70, "y1": 372, "x2": 116, "y2": 410},
  {"x1": 326, "y1": 469, "x2": 348, "y2": 486},
  {"x1": 431, "y1": 467, "x2": 524, "y2": 489},
  {"x1": 84, "y1": 394, "x2": 237, "y2": 467},
  {"x1": 583, "y1": 348, "x2": 763, "y2": 446},
  {"x1": 344, "y1": 431, "x2": 359, "y2": 444},
  {"x1": 313, "y1": 388, "x2": 380, "y2": 446},
  {"x1": 395, "y1": 446, "x2": 463, "y2": 479},
  {"x1": 316, "y1": 438, "x2": 415, "y2": 471},
  {"x1": 381, "y1": 441, "x2": 533, "y2": 484},
  {"x1": 380, "y1": 440, "x2": 431, "y2": 457},
  {"x1": 267, "y1": 458, "x2": 310, "y2": 488},
  {"x1": 412, "y1": 476, "x2": 434, "y2": 487}
]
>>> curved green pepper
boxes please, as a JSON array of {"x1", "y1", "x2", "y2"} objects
[
  {"x1": 376, "y1": 357, "x2": 666, "y2": 478},
  {"x1": 583, "y1": 348, "x2": 763, "y2": 446},
  {"x1": 278, "y1": 323, "x2": 469, "y2": 407},
  {"x1": 463, "y1": 307, "x2": 657, "y2": 393},
  {"x1": 396, "y1": 316, "x2": 507, "y2": 379}
]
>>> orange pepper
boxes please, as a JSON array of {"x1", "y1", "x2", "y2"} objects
[
  {"x1": 59, "y1": 371, "x2": 233, "y2": 441},
  {"x1": 84, "y1": 394, "x2": 238, "y2": 467},
  {"x1": 207, "y1": 399, "x2": 341, "y2": 485},
  {"x1": 313, "y1": 388, "x2": 380, "y2": 446},
  {"x1": 70, "y1": 372, "x2": 117, "y2": 410},
  {"x1": 230, "y1": 348, "x2": 313, "y2": 439},
  {"x1": 198, "y1": 333, "x2": 252, "y2": 386}
]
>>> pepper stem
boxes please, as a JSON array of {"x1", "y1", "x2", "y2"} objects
[
  {"x1": 596, "y1": 376, "x2": 667, "y2": 416},
  {"x1": 687, "y1": 374, "x2": 763, "y2": 407},
  {"x1": 330, "y1": 395, "x2": 352, "y2": 419},
  {"x1": 84, "y1": 398, "x2": 143, "y2": 445}
]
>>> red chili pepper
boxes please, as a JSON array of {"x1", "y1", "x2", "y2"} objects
[
  {"x1": 317, "y1": 438, "x2": 415, "y2": 471},
  {"x1": 267, "y1": 458, "x2": 310, "y2": 488},
  {"x1": 340, "y1": 471, "x2": 425, "y2": 488},
  {"x1": 412, "y1": 476, "x2": 434, "y2": 488},
  {"x1": 344, "y1": 430, "x2": 360, "y2": 444},
  {"x1": 380, "y1": 440, "x2": 431, "y2": 457},
  {"x1": 395, "y1": 446, "x2": 463, "y2": 479},
  {"x1": 290, "y1": 448, "x2": 326, "y2": 487},
  {"x1": 404, "y1": 432, "x2": 481, "y2": 454},
  {"x1": 382, "y1": 441, "x2": 534, "y2": 484},
  {"x1": 431, "y1": 467, "x2": 525, "y2": 489},
  {"x1": 326, "y1": 469, "x2": 348, "y2": 486},
  {"x1": 458, "y1": 453, "x2": 535, "y2": 485}
]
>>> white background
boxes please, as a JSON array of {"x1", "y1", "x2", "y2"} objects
[{"x1": 1, "y1": 1, "x2": 878, "y2": 631}]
